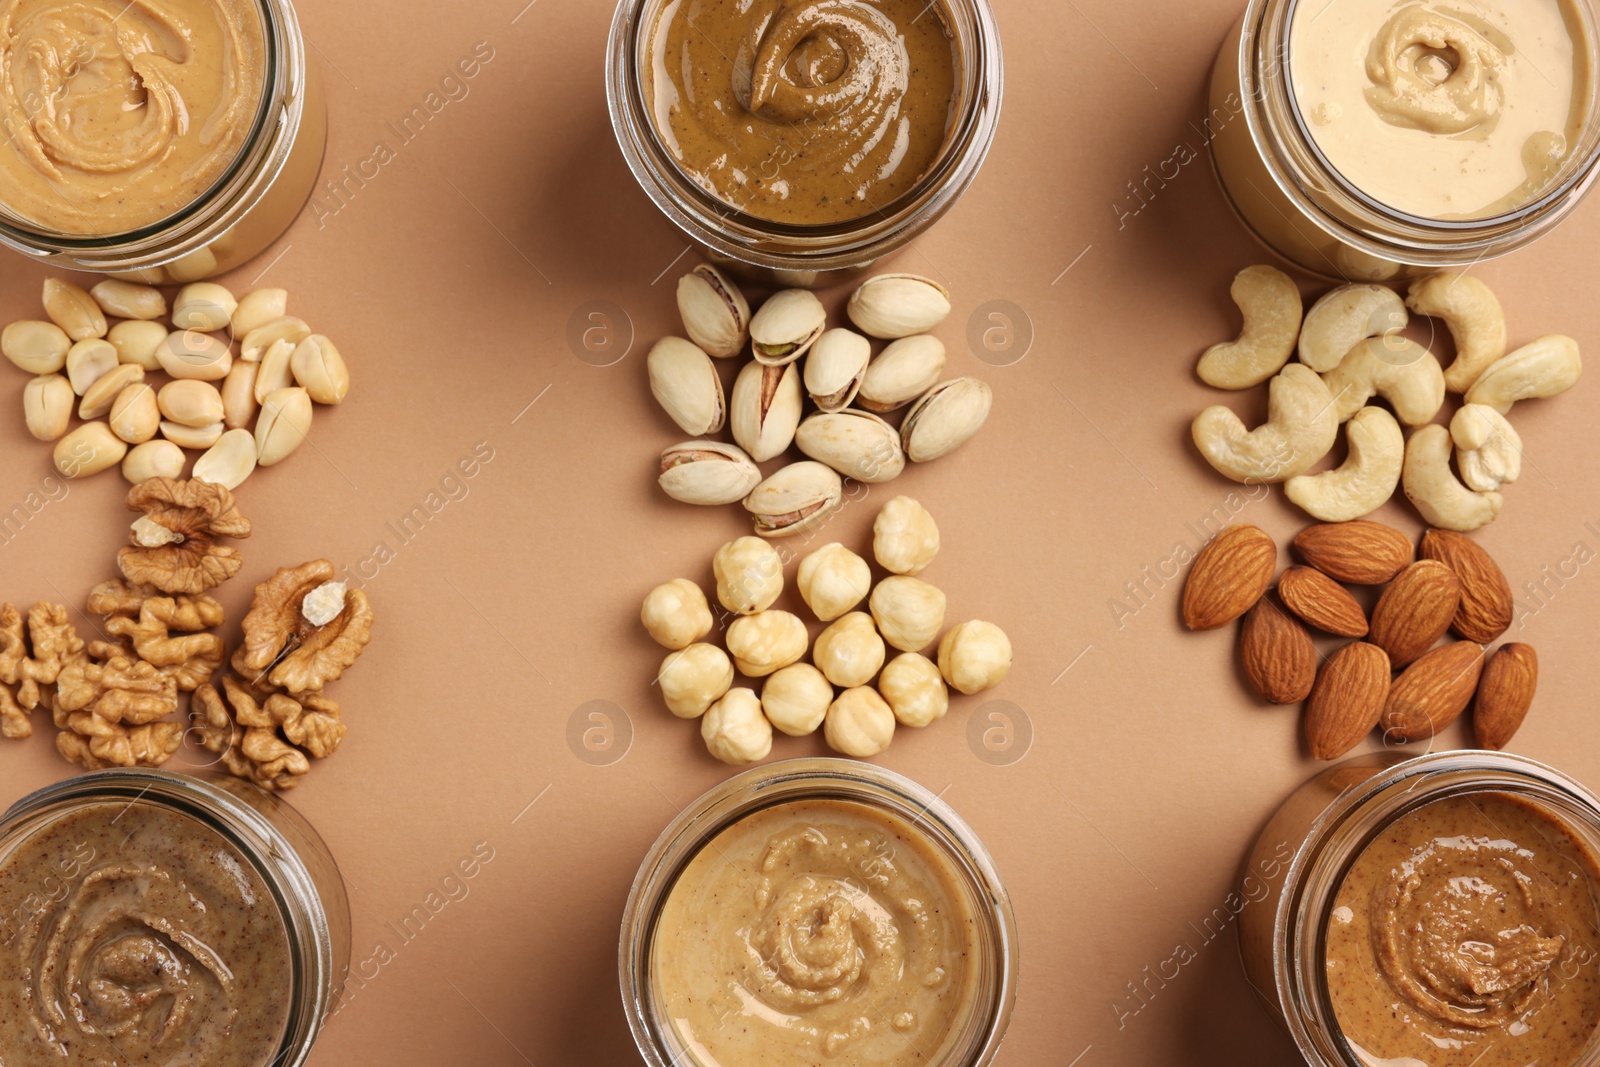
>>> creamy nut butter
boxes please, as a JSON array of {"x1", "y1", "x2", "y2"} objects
[
  {"x1": 0, "y1": 800, "x2": 292, "y2": 1067},
  {"x1": 1326, "y1": 791, "x2": 1600, "y2": 1066},
  {"x1": 652, "y1": 797, "x2": 979, "y2": 1066},
  {"x1": 0, "y1": 0, "x2": 267, "y2": 234},
  {"x1": 646, "y1": 0, "x2": 959, "y2": 225},
  {"x1": 1291, "y1": 0, "x2": 1594, "y2": 219}
]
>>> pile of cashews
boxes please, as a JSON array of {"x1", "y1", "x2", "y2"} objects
[{"x1": 1190, "y1": 265, "x2": 1581, "y2": 532}]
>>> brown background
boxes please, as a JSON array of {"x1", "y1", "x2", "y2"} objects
[{"x1": 3, "y1": 0, "x2": 1600, "y2": 1064}]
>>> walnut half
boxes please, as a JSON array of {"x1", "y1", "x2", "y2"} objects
[
  {"x1": 194, "y1": 674, "x2": 343, "y2": 791},
  {"x1": 236, "y1": 560, "x2": 373, "y2": 694},
  {"x1": 118, "y1": 478, "x2": 252, "y2": 595}
]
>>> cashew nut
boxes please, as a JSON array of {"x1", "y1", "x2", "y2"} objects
[
  {"x1": 1450, "y1": 403, "x2": 1522, "y2": 492},
  {"x1": 1192, "y1": 364, "x2": 1339, "y2": 483},
  {"x1": 1197, "y1": 265, "x2": 1302, "y2": 389},
  {"x1": 1297, "y1": 284, "x2": 1407, "y2": 372},
  {"x1": 1402, "y1": 424, "x2": 1503, "y2": 532},
  {"x1": 1322, "y1": 336, "x2": 1445, "y2": 425},
  {"x1": 1284, "y1": 406, "x2": 1403, "y2": 522},
  {"x1": 1405, "y1": 273, "x2": 1506, "y2": 393},
  {"x1": 1463, "y1": 335, "x2": 1581, "y2": 414}
]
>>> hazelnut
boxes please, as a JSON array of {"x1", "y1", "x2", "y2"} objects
[
  {"x1": 869, "y1": 576, "x2": 947, "y2": 653},
  {"x1": 812, "y1": 611, "x2": 886, "y2": 689},
  {"x1": 823, "y1": 686, "x2": 895, "y2": 758},
  {"x1": 797, "y1": 542, "x2": 872, "y2": 622},
  {"x1": 878, "y1": 652, "x2": 949, "y2": 727},
  {"x1": 641, "y1": 579, "x2": 714, "y2": 650},
  {"x1": 873, "y1": 496, "x2": 940, "y2": 575},
  {"x1": 760, "y1": 663, "x2": 833, "y2": 737},
  {"x1": 659, "y1": 643, "x2": 734, "y2": 719},
  {"x1": 713, "y1": 536, "x2": 784, "y2": 615},
  {"x1": 725, "y1": 610, "x2": 808, "y2": 677},
  {"x1": 702, "y1": 687, "x2": 772, "y2": 765},
  {"x1": 938, "y1": 620, "x2": 1013, "y2": 695}
]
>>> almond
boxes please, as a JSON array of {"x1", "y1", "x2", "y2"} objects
[
  {"x1": 1292, "y1": 521, "x2": 1414, "y2": 585},
  {"x1": 1240, "y1": 598, "x2": 1316, "y2": 704},
  {"x1": 1420, "y1": 529, "x2": 1514, "y2": 645},
  {"x1": 1305, "y1": 641, "x2": 1390, "y2": 760},
  {"x1": 1277, "y1": 566, "x2": 1368, "y2": 637},
  {"x1": 1379, "y1": 641, "x2": 1486, "y2": 743},
  {"x1": 1473, "y1": 643, "x2": 1538, "y2": 751},
  {"x1": 1369, "y1": 560, "x2": 1461, "y2": 667},
  {"x1": 1182, "y1": 524, "x2": 1276, "y2": 631}
]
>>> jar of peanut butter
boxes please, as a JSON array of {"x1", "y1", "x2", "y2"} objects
[
  {"x1": 0, "y1": 0, "x2": 325, "y2": 282},
  {"x1": 1239, "y1": 751, "x2": 1600, "y2": 1067},
  {"x1": 0, "y1": 769, "x2": 349, "y2": 1067},
  {"x1": 605, "y1": 0, "x2": 1004, "y2": 287},
  {"x1": 620, "y1": 758, "x2": 1018, "y2": 1067},
  {"x1": 1208, "y1": 0, "x2": 1600, "y2": 280}
]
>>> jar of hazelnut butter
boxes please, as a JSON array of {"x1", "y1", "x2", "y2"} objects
[
  {"x1": 1240, "y1": 751, "x2": 1600, "y2": 1067},
  {"x1": 606, "y1": 0, "x2": 1004, "y2": 286},
  {"x1": 0, "y1": 769, "x2": 349, "y2": 1067},
  {"x1": 620, "y1": 758, "x2": 1018, "y2": 1067},
  {"x1": 1209, "y1": 0, "x2": 1600, "y2": 279},
  {"x1": 0, "y1": 0, "x2": 325, "y2": 281}
]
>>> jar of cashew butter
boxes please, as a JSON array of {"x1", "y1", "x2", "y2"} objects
[
  {"x1": 0, "y1": 0, "x2": 325, "y2": 281},
  {"x1": 606, "y1": 0, "x2": 1004, "y2": 287},
  {"x1": 1240, "y1": 751, "x2": 1600, "y2": 1067},
  {"x1": 0, "y1": 769, "x2": 349, "y2": 1067},
  {"x1": 620, "y1": 758, "x2": 1018, "y2": 1067},
  {"x1": 1209, "y1": 0, "x2": 1600, "y2": 279}
]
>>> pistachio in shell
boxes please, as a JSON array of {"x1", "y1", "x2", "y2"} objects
[
  {"x1": 659, "y1": 441, "x2": 763, "y2": 505},
  {"x1": 647, "y1": 337, "x2": 724, "y2": 436},
  {"x1": 730, "y1": 359, "x2": 803, "y2": 462},
  {"x1": 750, "y1": 289, "x2": 826, "y2": 365},
  {"x1": 795, "y1": 410, "x2": 905, "y2": 484},
  {"x1": 847, "y1": 274, "x2": 951, "y2": 339},
  {"x1": 858, "y1": 334, "x2": 946, "y2": 412},
  {"x1": 743, "y1": 461, "x2": 844, "y2": 539},
  {"x1": 676, "y1": 265, "x2": 750, "y2": 358},
  {"x1": 901, "y1": 377, "x2": 993, "y2": 462},
  {"x1": 803, "y1": 328, "x2": 871, "y2": 412}
]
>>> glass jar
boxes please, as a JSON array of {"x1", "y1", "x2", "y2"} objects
[
  {"x1": 1239, "y1": 750, "x2": 1600, "y2": 1065},
  {"x1": 605, "y1": 0, "x2": 1004, "y2": 288},
  {"x1": 0, "y1": 0, "x2": 326, "y2": 283},
  {"x1": 0, "y1": 768, "x2": 350, "y2": 1067},
  {"x1": 619, "y1": 758, "x2": 1018, "y2": 1067},
  {"x1": 1208, "y1": 0, "x2": 1600, "y2": 281}
]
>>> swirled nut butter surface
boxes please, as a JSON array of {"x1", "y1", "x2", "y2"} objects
[
  {"x1": 0, "y1": 0, "x2": 266, "y2": 234},
  {"x1": 653, "y1": 798, "x2": 979, "y2": 1066},
  {"x1": 0, "y1": 801, "x2": 292, "y2": 1067},
  {"x1": 1290, "y1": 0, "x2": 1594, "y2": 219},
  {"x1": 1326, "y1": 792, "x2": 1600, "y2": 1067},
  {"x1": 646, "y1": 0, "x2": 958, "y2": 224}
]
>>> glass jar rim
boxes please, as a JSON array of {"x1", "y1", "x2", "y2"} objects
[
  {"x1": 0, "y1": 0, "x2": 304, "y2": 256},
  {"x1": 618, "y1": 757, "x2": 1019, "y2": 1067},
  {"x1": 0, "y1": 768, "x2": 340, "y2": 1067},
  {"x1": 604, "y1": 0, "x2": 1005, "y2": 273},
  {"x1": 1272, "y1": 750, "x2": 1600, "y2": 1067}
]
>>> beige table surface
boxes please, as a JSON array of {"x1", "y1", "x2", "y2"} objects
[{"x1": 4, "y1": 0, "x2": 1600, "y2": 1064}]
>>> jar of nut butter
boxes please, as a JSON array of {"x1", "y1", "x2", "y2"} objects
[
  {"x1": 0, "y1": 769, "x2": 349, "y2": 1067},
  {"x1": 1209, "y1": 0, "x2": 1600, "y2": 280},
  {"x1": 620, "y1": 758, "x2": 1018, "y2": 1067},
  {"x1": 1240, "y1": 751, "x2": 1600, "y2": 1067},
  {"x1": 606, "y1": 0, "x2": 1004, "y2": 287},
  {"x1": 0, "y1": 0, "x2": 325, "y2": 281}
]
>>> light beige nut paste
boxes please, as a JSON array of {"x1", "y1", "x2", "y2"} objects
[
  {"x1": 652, "y1": 798, "x2": 979, "y2": 1067},
  {"x1": 1291, "y1": 0, "x2": 1594, "y2": 218},
  {"x1": 0, "y1": 0, "x2": 266, "y2": 234}
]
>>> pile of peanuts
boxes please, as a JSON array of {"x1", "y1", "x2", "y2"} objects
[
  {"x1": 4, "y1": 277, "x2": 350, "y2": 490},
  {"x1": 640, "y1": 495, "x2": 1013, "y2": 765}
]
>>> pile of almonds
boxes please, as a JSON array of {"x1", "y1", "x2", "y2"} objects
[
  {"x1": 5, "y1": 277, "x2": 350, "y2": 490},
  {"x1": 653, "y1": 266, "x2": 993, "y2": 538},
  {"x1": 640, "y1": 495, "x2": 1012, "y2": 765},
  {"x1": 1184, "y1": 520, "x2": 1537, "y2": 758}
]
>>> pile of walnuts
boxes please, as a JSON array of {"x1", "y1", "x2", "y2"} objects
[{"x1": 0, "y1": 477, "x2": 374, "y2": 790}]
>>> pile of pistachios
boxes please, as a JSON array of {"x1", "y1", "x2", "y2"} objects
[{"x1": 653, "y1": 267, "x2": 993, "y2": 537}]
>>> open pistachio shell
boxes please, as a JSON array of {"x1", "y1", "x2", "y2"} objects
[
  {"x1": 647, "y1": 337, "x2": 725, "y2": 436},
  {"x1": 730, "y1": 360, "x2": 802, "y2": 462},
  {"x1": 858, "y1": 334, "x2": 946, "y2": 412},
  {"x1": 803, "y1": 328, "x2": 871, "y2": 412},
  {"x1": 901, "y1": 377, "x2": 993, "y2": 462},
  {"x1": 847, "y1": 274, "x2": 951, "y2": 339},
  {"x1": 659, "y1": 441, "x2": 763, "y2": 505},
  {"x1": 743, "y1": 461, "x2": 843, "y2": 539},
  {"x1": 795, "y1": 410, "x2": 905, "y2": 484},
  {"x1": 677, "y1": 265, "x2": 750, "y2": 358},
  {"x1": 750, "y1": 289, "x2": 826, "y2": 365}
]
